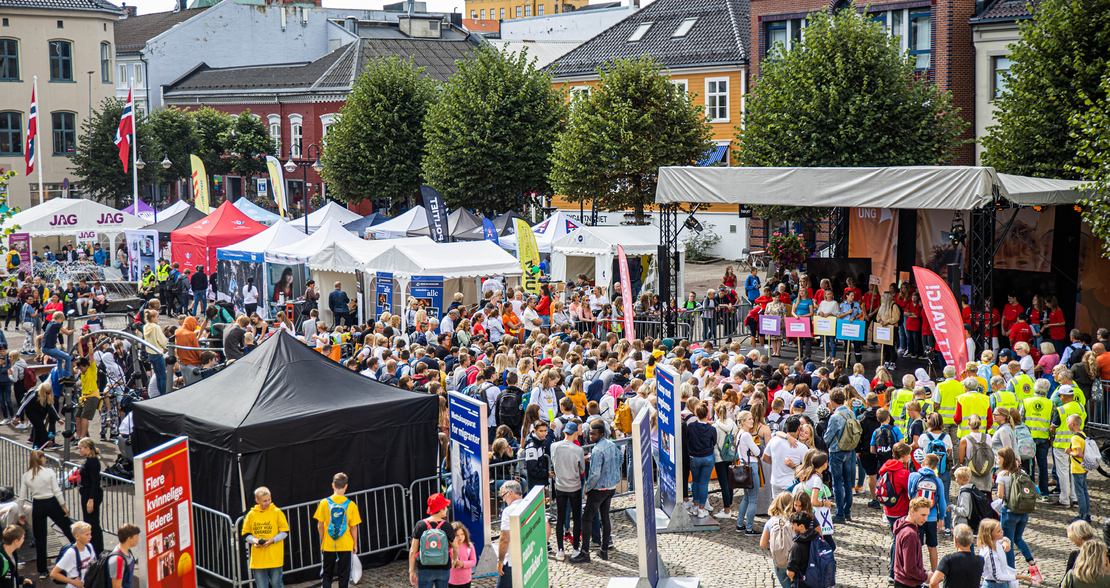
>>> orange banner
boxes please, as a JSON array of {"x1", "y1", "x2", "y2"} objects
[{"x1": 849, "y1": 208, "x2": 898, "y2": 287}]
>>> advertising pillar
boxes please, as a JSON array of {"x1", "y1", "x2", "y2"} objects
[
  {"x1": 134, "y1": 436, "x2": 197, "y2": 588},
  {"x1": 448, "y1": 392, "x2": 497, "y2": 575}
]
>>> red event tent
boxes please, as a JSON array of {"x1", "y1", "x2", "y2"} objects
[{"x1": 171, "y1": 201, "x2": 266, "y2": 274}]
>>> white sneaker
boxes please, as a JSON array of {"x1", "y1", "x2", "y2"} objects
[
  {"x1": 14, "y1": 422, "x2": 28, "y2": 430},
  {"x1": 713, "y1": 511, "x2": 731, "y2": 520},
  {"x1": 0, "y1": 419, "x2": 9, "y2": 426},
  {"x1": 697, "y1": 508, "x2": 709, "y2": 518},
  {"x1": 684, "y1": 501, "x2": 696, "y2": 514},
  {"x1": 556, "y1": 549, "x2": 565, "y2": 561}
]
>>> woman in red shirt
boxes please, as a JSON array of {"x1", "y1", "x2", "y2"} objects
[
  {"x1": 1045, "y1": 295, "x2": 1067, "y2": 353},
  {"x1": 722, "y1": 266, "x2": 737, "y2": 290},
  {"x1": 903, "y1": 292, "x2": 923, "y2": 358},
  {"x1": 895, "y1": 282, "x2": 912, "y2": 354},
  {"x1": 1029, "y1": 294, "x2": 1047, "y2": 346},
  {"x1": 862, "y1": 283, "x2": 881, "y2": 350}
]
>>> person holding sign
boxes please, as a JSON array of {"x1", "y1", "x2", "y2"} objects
[
  {"x1": 876, "y1": 293, "x2": 903, "y2": 371},
  {"x1": 863, "y1": 283, "x2": 882, "y2": 351},
  {"x1": 765, "y1": 292, "x2": 790, "y2": 358},
  {"x1": 793, "y1": 289, "x2": 816, "y2": 362},
  {"x1": 838, "y1": 291, "x2": 864, "y2": 364},
  {"x1": 816, "y1": 291, "x2": 840, "y2": 365}
]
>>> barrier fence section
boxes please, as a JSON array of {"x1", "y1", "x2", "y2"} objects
[{"x1": 1090, "y1": 380, "x2": 1110, "y2": 433}]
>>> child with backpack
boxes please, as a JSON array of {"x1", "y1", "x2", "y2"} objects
[
  {"x1": 760, "y1": 492, "x2": 796, "y2": 588},
  {"x1": 314, "y1": 473, "x2": 362, "y2": 588},
  {"x1": 907, "y1": 453, "x2": 948, "y2": 571},
  {"x1": 870, "y1": 408, "x2": 903, "y2": 467},
  {"x1": 786, "y1": 511, "x2": 826, "y2": 588},
  {"x1": 49, "y1": 522, "x2": 96, "y2": 587},
  {"x1": 958, "y1": 414, "x2": 995, "y2": 492},
  {"x1": 877, "y1": 442, "x2": 912, "y2": 582},
  {"x1": 408, "y1": 493, "x2": 457, "y2": 588},
  {"x1": 916, "y1": 412, "x2": 954, "y2": 535},
  {"x1": 1063, "y1": 413, "x2": 1093, "y2": 524},
  {"x1": 0, "y1": 525, "x2": 29, "y2": 588},
  {"x1": 952, "y1": 466, "x2": 997, "y2": 531},
  {"x1": 448, "y1": 522, "x2": 476, "y2": 588},
  {"x1": 993, "y1": 447, "x2": 1040, "y2": 578}
]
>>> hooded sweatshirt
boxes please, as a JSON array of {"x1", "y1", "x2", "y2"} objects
[
  {"x1": 894, "y1": 516, "x2": 928, "y2": 585},
  {"x1": 787, "y1": 527, "x2": 821, "y2": 578},
  {"x1": 522, "y1": 432, "x2": 550, "y2": 486},
  {"x1": 175, "y1": 317, "x2": 201, "y2": 367},
  {"x1": 878, "y1": 459, "x2": 911, "y2": 517}
]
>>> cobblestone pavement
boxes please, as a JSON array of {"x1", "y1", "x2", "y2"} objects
[{"x1": 353, "y1": 473, "x2": 1107, "y2": 588}]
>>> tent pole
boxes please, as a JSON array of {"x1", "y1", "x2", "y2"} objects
[{"x1": 237, "y1": 454, "x2": 247, "y2": 513}]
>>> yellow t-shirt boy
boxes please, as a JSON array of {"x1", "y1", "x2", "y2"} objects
[{"x1": 242, "y1": 490, "x2": 290, "y2": 570}]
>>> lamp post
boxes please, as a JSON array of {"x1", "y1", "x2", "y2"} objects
[
  {"x1": 284, "y1": 143, "x2": 323, "y2": 233},
  {"x1": 136, "y1": 143, "x2": 171, "y2": 223}
]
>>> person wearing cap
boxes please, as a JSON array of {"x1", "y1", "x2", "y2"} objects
[
  {"x1": 1050, "y1": 385, "x2": 1086, "y2": 508},
  {"x1": 551, "y1": 419, "x2": 584, "y2": 561},
  {"x1": 408, "y1": 492, "x2": 456, "y2": 588}
]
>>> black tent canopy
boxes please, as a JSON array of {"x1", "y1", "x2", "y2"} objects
[
  {"x1": 133, "y1": 332, "x2": 438, "y2": 516},
  {"x1": 146, "y1": 206, "x2": 207, "y2": 243}
]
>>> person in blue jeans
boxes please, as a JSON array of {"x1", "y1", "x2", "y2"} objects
[
  {"x1": 686, "y1": 402, "x2": 717, "y2": 519},
  {"x1": 907, "y1": 453, "x2": 947, "y2": 572},
  {"x1": 190, "y1": 264, "x2": 209, "y2": 317},
  {"x1": 995, "y1": 446, "x2": 1038, "y2": 571},
  {"x1": 40, "y1": 311, "x2": 73, "y2": 378},
  {"x1": 822, "y1": 389, "x2": 858, "y2": 522}
]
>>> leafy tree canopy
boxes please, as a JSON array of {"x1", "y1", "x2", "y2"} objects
[{"x1": 70, "y1": 97, "x2": 156, "y2": 206}]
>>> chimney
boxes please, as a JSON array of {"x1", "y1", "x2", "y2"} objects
[
  {"x1": 174, "y1": 0, "x2": 186, "y2": 11},
  {"x1": 345, "y1": 15, "x2": 357, "y2": 34},
  {"x1": 120, "y1": 2, "x2": 137, "y2": 17},
  {"x1": 407, "y1": 0, "x2": 415, "y2": 15}
]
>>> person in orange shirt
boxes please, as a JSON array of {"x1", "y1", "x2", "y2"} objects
[
  {"x1": 502, "y1": 301, "x2": 522, "y2": 340},
  {"x1": 1095, "y1": 343, "x2": 1110, "y2": 381}
]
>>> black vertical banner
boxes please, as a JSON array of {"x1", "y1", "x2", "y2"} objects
[{"x1": 421, "y1": 185, "x2": 450, "y2": 243}]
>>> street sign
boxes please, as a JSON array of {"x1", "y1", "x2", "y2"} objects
[{"x1": 256, "y1": 178, "x2": 268, "y2": 197}]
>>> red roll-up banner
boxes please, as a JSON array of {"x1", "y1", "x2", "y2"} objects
[
  {"x1": 912, "y1": 266, "x2": 969, "y2": 370},
  {"x1": 617, "y1": 244, "x2": 635, "y2": 343}
]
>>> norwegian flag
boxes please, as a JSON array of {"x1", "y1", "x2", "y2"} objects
[
  {"x1": 25, "y1": 86, "x2": 36, "y2": 175},
  {"x1": 115, "y1": 86, "x2": 133, "y2": 173}
]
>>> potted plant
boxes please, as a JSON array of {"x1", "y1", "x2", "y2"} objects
[{"x1": 767, "y1": 231, "x2": 806, "y2": 270}]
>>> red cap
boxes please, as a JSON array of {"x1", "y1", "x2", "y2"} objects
[{"x1": 426, "y1": 493, "x2": 450, "y2": 515}]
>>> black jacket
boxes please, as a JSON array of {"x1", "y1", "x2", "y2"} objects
[
  {"x1": 858, "y1": 407, "x2": 882, "y2": 458},
  {"x1": 190, "y1": 271, "x2": 208, "y2": 291},
  {"x1": 787, "y1": 527, "x2": 821, "y2": 577},
  {"x1": 0, "y1": 548, "x2": 22, "y2": 588},
  {"x1": 523, "y1": 432, "x2": 550, "y2": 484}
]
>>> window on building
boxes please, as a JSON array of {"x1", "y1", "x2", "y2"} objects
[
  {"x1": 0, "y1": 112, "x2": 22, "y2": 156},
  {"x1": 471, "y1": 10, "x2": 477, "y2": 18},
  {"x1": 117, "y1": 64, "x2": 126, "y2": 87},
  {"x1": 671, "y1": 79, "x2": 688, "y2": 94},
  {"x1": 291, "y1": 122, "x2": 302, "y2": 158},
  {"x1": 51, "y1": 111, "x2": 75, "y2": 154},
  {"x1": 628, "y1": 22, "x2": 653, "y2": 42},
  {"x1": 992, "y1": 56, "x2": 1011, "y2": 98},
  {"x1": 538, "y1": 5, "x2": 544, "y2": 15},
  {"x1": 571, "y1": 86, "x2": 590, "y2": 106},
  {"x1": 873, "y1": 8, "x2": 931, "y2": 70},
  {"x1": 135, "y1": 63, "x2": 142, "y2": 84},
  {"x1": 56, "y1": 20, "x2": 63, "y2": 28},
  {"x1": 2, "y1": 18, "x2": 8, "y2": 26},
  {"x1": 49, "y1": 40, "x2": 72, "y2": 81},
  {"x1": 765, "y1": 18, "x2": 804, "y2": 58},
  {"x1": 430, "y1": 19, "x2": 439, "y2": 31},
  {"x1": 500, "y1": 8, "x2": 505, "y2": 18},
  {"x1": 100, "y1": 42, "x2": 111, "y2": 83},
  {"x1": 671, "y1": 17, "x2": 697, "y2": 37},
  {"x1": 516, "y1": 6, "x2": 521, "y2": 17},
  {"x1": 705, "y1": 77, "x2": 729, "y2": 123},
  {"x1": 480, "y1": 9, "x2": 485, "y2": 19},
  {"x1": 0, "y1": 39, "x2": 17, "y2": 81},
  {"x1": 268, "y1": 114, "x2": 281, "y2": 153},
  {"x1": 524, "y1": 5, "x2": 531, "y2": 16}
]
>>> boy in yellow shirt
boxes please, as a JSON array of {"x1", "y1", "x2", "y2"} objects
[
  {"x1": 73, "y1": 357, "x2": 98, "y2": 439},
  {"x1": 1064, "y1": 414, "x2": 1091, "y2": 523},
  {"x1": 313, "y1": 473, "x2": 361, "y2": 588},
  {"x1": 242, "y1": 487, "x2": 289, "y2": 588}
]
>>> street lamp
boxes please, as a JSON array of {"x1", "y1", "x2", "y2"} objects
[
  {"x1": 136, "y1": 143, "x2": 170, "y2": 223},
  {"x1": 284, "y1": 143, "x2": 322, "y2": 233}
]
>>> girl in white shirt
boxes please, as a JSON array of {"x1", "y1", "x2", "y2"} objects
[
  {"x1": 22, "y1": 450, "x2": 75, "y2": 575},
  {"x1": 816, "y1": 291, "x2": 841, "y2": 364},
  {"x1": 978, "y1": 518, "x2": 1031, "y2": 588},
  {"x1": 734, "y1": 410, "x2": 764, "y2": 534}
]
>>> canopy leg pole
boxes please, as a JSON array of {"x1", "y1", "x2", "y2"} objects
[
  {"x1": 659, "y1": 204, "x2": 680, "y2": 338},
  {"x1": 969, "y1": 205, "x2": 996, "y2": 353}
]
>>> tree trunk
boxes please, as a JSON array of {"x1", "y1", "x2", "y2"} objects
[{"x1": 634, "y1": 201, "x2": 644, "y2": 225}]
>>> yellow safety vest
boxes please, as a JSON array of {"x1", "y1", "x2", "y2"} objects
[
  {"x1": 157, "y1": 264, "x2": 170, "y2": 282},
  {"x1": 889, "y1": 388, "x2": 914, "y2": 434},
  {"x1": 988, "y1": 391, "x2": 1018, "y2": 434},
  {"x1": 1053, "y1": 401, "x2": 1087, "y2": 449},
  {"x1": 920, "y1": 398, "x2": 935, "y2": 417},
  {"x1": 1022, "y1": 396, "x2": 1053, "y2": 440},
  {"x1": 956, "y1": 392, "x2": 990, "y2": 438},
  {"x1": 936, "y1": 379, "x2": 962, "y2": 425},
  {"x1": 1009, "y1": 374, "x2": 1035, "y2": 403}
]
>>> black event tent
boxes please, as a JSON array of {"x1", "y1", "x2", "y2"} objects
[
  {"x1": 146, "y1": 205, "x2": 208, "y2": 244},
  {"x1": 133, "y1": 331, "x2": 438, "y2": 516}
]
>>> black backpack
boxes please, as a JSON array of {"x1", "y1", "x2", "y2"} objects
[
  {"x1": 960, "y1": 486, "x2": 998, "y2": 531},
  {"x1": 496, "y1": 386, "x2": 524, "y2": 436},
  {"x1": 81, "y1": 550, "x2": 117, "y2": 588},
  {"x1": 873, "y1": 425, "x2": 896, "y2": 464}
]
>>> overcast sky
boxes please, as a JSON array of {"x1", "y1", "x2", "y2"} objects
[{"x1": 122, "y1": 0, "x2": 539, "y2": 16}]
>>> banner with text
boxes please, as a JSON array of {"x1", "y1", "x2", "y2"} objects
[
  {"x1": 449, "y1": 392, "x2": 491, "y2": 571},
  {"x1": 913, "y1": 266, "x2": 969, "y2": 370},
  {"x1": 508, "y1": 485, "x2": 549, "y2": 588},
  {"x1": 633, "y1": 407, "x2": 660, "y2": 587},
  {"x1": 617, "y1": 244, "x2": 635, "y2": 342},
  {"x1": 189, "y1": 155, "x2": 210, "y2": 214},
  {"x1": 8, "y1": 233, "x2": 30, "y2": 277},
  {"x1": 135, "y1": 436, "x2": 197, "y2": 588},
  {"x1": 420, "y1": 185, "x2": 450, "y2": 243},
  {"x1": 849, "y1": 207, "x2": 898, "y2": 288},
  {"x1": 265, "y1": 156, "x2": 287, "y2": 219},
  {"x1": 515, "y1": 219, "x2": 541, "y2": 296},
  {"x1": 375, "y1": 272, "x2": 393, "y2": 318},
  {"x1": 655, "y1": 364, "x2": 679, "y2": 518},
  {"x1": 411, "y1": 275, "x2": 444, "y2": 320}
]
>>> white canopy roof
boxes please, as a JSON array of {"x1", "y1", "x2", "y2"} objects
[
  {"x1": 655, "y1": 166, "x2": 1094, "y2": 209},
  {"x1": 362, "y1": 240, "x2": 523, "y2": 280},
  {"x1": 216, "y1": 220, "x2": 306, "y2": 263},
  {"x1": 1, "y1": 198, "x2": 148, "y2": 237},
  {"x1": 307, "y1": 237, "x2": 432, "y2": 273},
  {"x1": 305, "y1": 202, "x2": 362, "y2": 233},
  {"x1": 552, "y1": 225, "x2": 685, "y2": 256},
  {"x1": 364, "y1": 206, "x2": 428, "y2": 240},
  {"x1": 265, "y1": 218, "x2": 361, "y2": 264},
  {"x1": 498, "y1": 210, "x2": 583, "y2": 253},
  {"x1": 158, "y1": 200, "x2": 192, "y2": 219}
]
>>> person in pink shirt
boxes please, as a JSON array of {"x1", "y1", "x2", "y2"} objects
[{"x1": 448, "y1": 522, "x2": 476, "y2": 588}]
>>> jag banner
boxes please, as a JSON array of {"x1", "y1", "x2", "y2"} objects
[
  {"x1": 913, "y1": 266, "x2": 969, "y2": 370},
  {"x1": 448, "y1": 392, "x2": 495, "y2": 574},
  {"x1": 515, "y1": 218, "x2": 541, "y2": 296},
  {"x1": 420, "y1": 185, "x2": 450, "y2": 243},
  {"x1": 134, "y1": 436, "x2": 197, "y2": 588},
  {"x1": 655, "y1": 364, "x2": 679, "y2": 517},
  {"x1": 189, "y1": 155, "x2": 210, "y2": 214},
  {"x1": 410, "y1": 275, "x2": 443, "y2": 320},
  {"x1": 617, "y1": 244, "x2": 635, "y2": 342}
]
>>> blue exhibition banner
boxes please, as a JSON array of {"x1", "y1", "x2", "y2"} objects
[
  {"x1": 411, "y1": 275, "x2": 444, "y2": 319},
  {"x1": 655, "y1": 364, "x2": 678, "y2": 517},
  {"x1": 449, "y1": 392, "x2": 489, "y2": 564},
  {"x1": 836, "y1": 319, "x2": 867, "y2": 341},
  {"x1": 635, "y1": 408, "x2": 659, "y2": 586},
  {"x1": 482, "y1": 217, "x2": 499, "y2": 245},
  {"x1": 375, "y1": 272, "x2": 393, "y2": 318}
]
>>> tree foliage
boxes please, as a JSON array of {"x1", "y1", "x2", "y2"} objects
[
  {"x1": 193, "y1": 106, "x2": 234, "y2": 178},
  {"x1": 225, "y1": 109, "x2": 277, "y2": 179},
  {"x1": 70, "y1": 97, "x2": 156, "y2": 205},
  {"x1": 146, "y1": 106, "x2": 201, "y2": 190},
  {"x1": 424, "y1": 46, "x2": 568, "y2": 215},
  {"x1": 982, "y1": 0, "x2": 1110, "y2": 179},
  {"x1": 737, "y1": 4, "x2": 970, "y2": 222},
  {"x1": 322, "y1": 57, "x2": 435, "y2": 209},
  {"x1": 549, "y1": 57, "x2": 714, "y2": 224},
  {"x1": 1071, "y1": 77, "x2": 1110, "y2": 256}
]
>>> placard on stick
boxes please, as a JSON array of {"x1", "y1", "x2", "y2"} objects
[{"x1": 813, "y1": 316, "x2": 837, "y2": 336}]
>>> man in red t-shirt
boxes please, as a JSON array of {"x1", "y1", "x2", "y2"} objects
[
  {"x1": 1001, "y1": 294, "x2": 1023, "y2": 348},
  {"x1": 1008, "y1": 312, "x2": 1033, "y2": 345},
  {"x1": 843, "y1": 277, "x2": 863, "y2": 305}
]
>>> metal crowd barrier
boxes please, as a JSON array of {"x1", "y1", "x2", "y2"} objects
[
  {"x1": 587, "y1": 316, "x2": 693, "y2": 344},
  {"x1": 1089, "y1": 380, "x2": 1110, "y2": 434}
]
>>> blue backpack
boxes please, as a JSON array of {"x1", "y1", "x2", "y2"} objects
[
  {"x1": 325, "y1": 497, "x2": 349, "y2": 540},
  {"x1": 803, "y1": 535, "x2": 837, "y2": 588},
  {"x1": 925, "y1": 432, "x2": 949, "y2": 474}
]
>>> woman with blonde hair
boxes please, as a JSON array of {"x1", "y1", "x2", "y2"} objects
[
  {"x1": 875, "y1": 291, "x2": 902, "y2": 370},
  {"x1": 1037, "y1": 341, "x2": 1059, "y2": 375},
  {"x1": 21, "y1": 449, "x2": 75, "y2": 575},
  {"x1": 711, "y1": 403, "x2": 739, "y2": 519},
  {"x1": 1065, "y1": 520, "x2": 1096, "y2": 576},
  {"x1": 1062, "y1": 540, "x2": 1110, "y2": 588},
  {"x1": 760, "y1": 491, "x2": 796, "y2": 588},
  {"x1": 24, "y1": 380, "x2": 60, "y2": 449},
  {"x1": 455, "y1": 318, "x2": 472, "y2": 348}
]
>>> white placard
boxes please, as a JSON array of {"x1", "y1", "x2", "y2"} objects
[{"x1": 841, "y1": 322, "x2": 861, "y2": 338}]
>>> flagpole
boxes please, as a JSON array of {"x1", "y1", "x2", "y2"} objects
[
  {"x1": 34, "y1": 76, "x2": 43, "y2": 206},
  {"x1": 130, "y1": 78, "x2": 138, "y2": 207}
]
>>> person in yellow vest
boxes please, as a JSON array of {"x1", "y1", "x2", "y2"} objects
[
  {"x1": 1052, "y1": 366, "x2": 1087, "y2": 410},
  {"x1": 1006, "y1": 360, "x2": 1036, "y2": 402},
  {"x1": 954, "y1": 377, "x2": 992, "y2": 439},
  {"x1": 889, "y1": 374, "x2": 916, "y2": 436},
  {"x1": 1050, "y1": 386, "x2": 1086, "y2": 508},
  {"x1": 1020, "y1": 379, "x2": 1055, "y2": 498},
  {"x1": 988, "y1": 375, "x2": 1018, "y2": 435},
  {"x1": 912, "y1": 386, "x2": 934, "y2": 417},
  {"x1": 933, "y1": 365, "x2": 964, "y2": 440}
]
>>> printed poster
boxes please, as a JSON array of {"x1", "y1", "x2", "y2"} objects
[
  {"x1": 375, "y1": 272, "x2": 393, "y2": 318},
  {"x1": 126, "y1": 229, "x2": 158, "y2": 283},
  {"x1": 410, "y1": 275, "x2": 443, "y2": 320},
  {"x1": 8, "y1": 233, "x2": 30, "y2": 277},
  {"x1": 849, "y1": 208, "x2": 899, "y2": 288},
  {"x1": 813, "y1": 316, "x2": 837, "y2": 336},
  {"x1": 759, "y1": 314, "x2": 782, "y2": 336},
  {"x1": 448, "y1": 393, "x2": 491, "y2": 572},
  {"x1": 134, "y1": 436, "x2": 197, "y2": 588},
  {"x1": 785, "y1": 317, "x2": 812, "y2": 338},
  {"x1": 655, "y1": 364, "x2": 678, "y2": 517},
  {"x1": 836, "y1": 319, "x2": 866, "y2": 341}
]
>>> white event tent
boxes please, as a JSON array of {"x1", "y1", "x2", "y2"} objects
[
  {"x1": 265, "y1": 218, "x2": 361, "y2": 265},
  {"x1": 497, "y1": 210, "x2": 582, "y2": 254},
  {"x1": 158, "y1": 200, "x2": 192, "y2": 219},
  {"x1": 550, "y1": 225, "x2": 685, "y2": 300},
  {"x1": 364, "y1": 206, "x2": 428, "y2": 240},
  {"x1": 305, "y1": 202, "x2": 362, "y2": 234},
  {"x1": 307, "y1": 237, "x2": 431, "y2": 326},
  {"x1": 1, "y1": 198, "x2": 148, "y2": 264},
  {"x1": 215, "y1": 220, "x2": 306, "y2": 319}
]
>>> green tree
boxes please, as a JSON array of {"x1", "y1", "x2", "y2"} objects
[
  {"x1": 737, "y1": 4, "x2": 970, "y2": 222},
  {"x1": 424, "y1": 46, "x2": 568, "y2": 215},
  {"x1": 193, "y1": 106, "x2": 234, "y2": 178},
  {"x1": 70, "y1": 97, "x2": 155, "y2": 206},
  {"x1": 982, "y1": 0, "x2": 1110, "y2": 179},
  {"x1": 1071, "y1": 77, "x2": 1110, "y2": 256},
  {"x1": 322, "y1": 57, "x2": 435, "y2": 210},
  {"x1": 549, "y1": 57, "x2": 714, "y2": 224},
  {"x1": 146, "y1": 106, "x2": 201, "y2": 195},
  {"x1": 224, "y1": 109, "x2": 276, "y2": 179}
]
